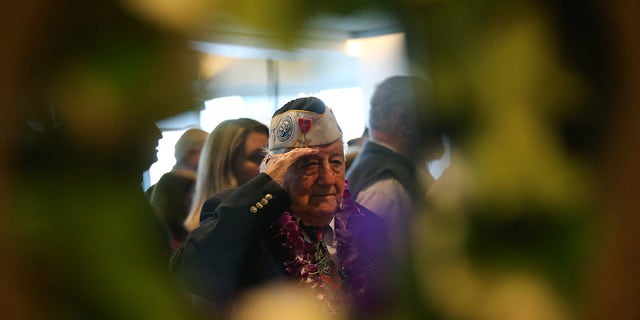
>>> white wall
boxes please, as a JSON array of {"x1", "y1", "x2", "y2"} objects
[{"x1": 350, "y1": 33, "x2": 411, "y2": 128}]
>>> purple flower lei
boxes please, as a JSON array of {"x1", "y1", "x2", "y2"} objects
[
  {"x1": 269, "y1": 180, "x2": 372, "y2": 311},
  {"x1": 335, "y1": 186, "x2": 371, "y2": 308},
  {"x1": 271, "y1": 212, "x2": 320, "y2": 286}
]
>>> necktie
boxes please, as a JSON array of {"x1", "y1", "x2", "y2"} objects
[
  {"x1": 301, "y1": 224, "x2": 344, "y2": 309},
  {"x1": 315, "y1": 228, "x2": 334, "y2": 276},
  {"x1": 301, "y1": 225, "x2": 337, "y2": 277}
]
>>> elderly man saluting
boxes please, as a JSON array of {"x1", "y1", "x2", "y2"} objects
[{"x1": 170, "y1": 97, "x2": 391, "y2": 318}]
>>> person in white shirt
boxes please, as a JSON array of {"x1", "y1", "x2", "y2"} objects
[{"x1": 346, "y1": 76, "x2": 444, "y2": 254}]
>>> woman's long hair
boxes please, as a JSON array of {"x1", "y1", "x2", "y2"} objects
[{"x1": 184, "y1": 118, "x2": 268, "y2": 231}]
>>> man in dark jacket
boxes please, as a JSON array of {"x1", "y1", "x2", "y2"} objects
[{"x1": 171, "y1": 97, "x2": 391, "y2": 318}]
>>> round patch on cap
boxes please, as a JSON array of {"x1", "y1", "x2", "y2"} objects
[{"x1": 277, "y1": 115, "x2": 294, "y2": 142}]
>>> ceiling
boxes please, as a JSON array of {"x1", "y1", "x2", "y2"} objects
[{"x1": 192, "y1": 8, "x2": 403, "y2": 56}]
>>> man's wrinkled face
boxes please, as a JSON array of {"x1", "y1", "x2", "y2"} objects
[{"x1": 283, "y1": 140, "x2": 345, "y2": 227}]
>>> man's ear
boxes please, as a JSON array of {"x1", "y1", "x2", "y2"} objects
[{"x1": 394, "y1": 107, "x2": 415, "y2": 136}]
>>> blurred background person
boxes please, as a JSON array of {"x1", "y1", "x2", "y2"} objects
[
  {"x1": 146, "y1": 127, "x2": 206, "y2": 198},
  {"x1": 173, "y1": 128, "x2": 208, "y2": 173},
  {"x1": 346, "y1": 75, "x2": 444, "y2": 253},
  {"x1": 345, "y1": 76, "x2": 444, "y2": 318},
  {"x1": 149, "y1": 169, "x2": 197, "y2": 252},
  {"x1": 184, "y1": 118, "x2": 269, "y2": 231}
]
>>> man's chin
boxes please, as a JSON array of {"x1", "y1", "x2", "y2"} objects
[
  {"x1": 314, "y1": 205, "x2": 339, "y2": 218},
  {"x1": 309, "y1": 196, "x2": 337, "y2": 207}
]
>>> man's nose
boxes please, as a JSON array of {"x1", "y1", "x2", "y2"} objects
[{"x1": 317, "y1": 161, "x2": 336, "y2": 185}]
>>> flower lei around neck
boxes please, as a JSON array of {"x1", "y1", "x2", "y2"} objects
[{"x1": 269, "y1": 181, "x2": 370, "y2": 313}]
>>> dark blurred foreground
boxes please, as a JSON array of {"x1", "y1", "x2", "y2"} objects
[{"x1": 1, "y1": 0, "x2": 639, "y2": 319}]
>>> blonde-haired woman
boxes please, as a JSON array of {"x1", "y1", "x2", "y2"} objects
[{"x1": 184, "y1": 118, "x2": 269, "y2": 231}]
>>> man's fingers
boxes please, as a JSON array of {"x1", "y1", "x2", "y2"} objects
[
  {"x1": 270, "y1": 148, "x2": 317, "y2": 166},
  {"x1": 280, "y1": 147, "x2": 318, "y2": 163},
  {"x1": 261, "y1": 148, "x2": 319, "y2": 183}
]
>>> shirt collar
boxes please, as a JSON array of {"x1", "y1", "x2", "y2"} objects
[
  {"x1": 298, "y1": 218, "x2": 335, "y2": 245},
  {"x1": 326, "y1": 218, "x2": 335, "y2": 245}
]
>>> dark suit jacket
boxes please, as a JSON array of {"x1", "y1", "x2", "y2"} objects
[{"x1": 170, "y1": 173, "x2": 391, "y2": 314}]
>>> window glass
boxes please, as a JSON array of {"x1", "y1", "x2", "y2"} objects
[{"x1": 147, "y1": 129, "x2": 187, "y2": 188}]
